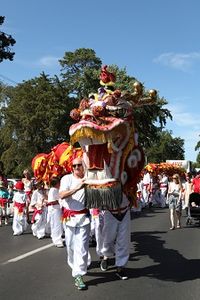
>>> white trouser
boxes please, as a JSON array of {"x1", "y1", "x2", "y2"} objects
[
  {"x1": 63, "y1": 223, "x2": 91, "y2": 277},
  {"x1": 90, "y1": 213, "x2": 104, "y2": 257},
  {"x1": 31, "y1": 208, "x2": 47, "y2": 239},
  {"x1": 142, "y1": 188, "x2": 150, "y2": 204},
  {"x1": 12, "y1": 208, "x2": 27, "y2": 235},
  {"x1": 160, "y1": 188, "x2": 167, "y2": 207},
  {"x1": 101, "y1": 209, "x2": 130, "y2": 267},
  {"x1": 47, "y1": 205, "x2": 63, "y2": 245}
]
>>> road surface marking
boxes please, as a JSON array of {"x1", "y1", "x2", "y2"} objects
[{"x1": 2, "y1": 243, "x2": 54, "y2": 265}]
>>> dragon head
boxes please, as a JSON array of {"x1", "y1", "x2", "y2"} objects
[{"x1": 69, "y1": 65, "x2": 157, "y2": 209}]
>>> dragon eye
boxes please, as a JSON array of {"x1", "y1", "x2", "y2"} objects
[
  {"x1": 127, "y1": 154, "x2": 137, "y2": 168},
  {"x1": 121, "y1": 171, "x2": 128, "y2": 185}
]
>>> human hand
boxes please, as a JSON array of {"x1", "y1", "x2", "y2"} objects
[{"x1": 76, "y1": 179, "x2": 86, "y2": 190}]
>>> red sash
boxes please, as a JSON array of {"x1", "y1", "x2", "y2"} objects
[
  {"x1": 62, "y1": 208, "x2": 88, "y2": 221},
  {"x1": 14, "y1": 201, "x2": 26, "y2": 213},
  {"x1": 31, "y1": 208, "x2": 43, "y2": 223}
]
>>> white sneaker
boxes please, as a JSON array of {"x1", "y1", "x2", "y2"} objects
[{"x1": 56, "y1": 243, "x2": 64, "y2": 248}]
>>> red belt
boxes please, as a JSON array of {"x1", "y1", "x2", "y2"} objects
[
  {"x1": 62, "y1": 208, "x2": 89, "y2": 220},
  {"x1": 14, "y1": 201, "x2": 26, "y2": 213},
  {"x1": 31, "y1": 208, "x2": 43, "y2": 223},
  {"x1": 90, "y1": 208, "x2": 100, "y2": 216},
  {"x1": 47, "y1": 200, "x2": 59, "y2": 206},
  {"x1": 160, "y1": 184, "x2": 167, "y2": 188}
]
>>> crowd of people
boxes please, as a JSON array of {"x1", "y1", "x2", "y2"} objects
[
  {"x1": 134, "y1": 169, "x2": 200, "y2": 229},
  {"x1": 1, "y1": 160, "x2": 200, "y2": 291}
]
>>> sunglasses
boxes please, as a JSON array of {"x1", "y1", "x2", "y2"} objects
[
  {"x1": 173, "y1": 177, "x2": 178, "y2": 179},
  {"x1": 72, "y1": 164, "x2": 82, "y2": 167}
]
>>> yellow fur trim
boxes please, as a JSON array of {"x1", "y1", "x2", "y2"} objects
[{"x1": 70, "y1": 128, "x2": 108, "y2": 145}]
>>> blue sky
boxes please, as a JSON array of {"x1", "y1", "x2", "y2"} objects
[{"x1": 1, "y1": 0, "x2": 200, "y2": 162}]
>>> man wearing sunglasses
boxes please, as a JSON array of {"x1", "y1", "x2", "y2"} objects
[{"x1": 59, "y1": 158, "x2": 90, "y2": 290}]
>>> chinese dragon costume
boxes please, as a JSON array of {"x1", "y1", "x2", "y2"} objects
[{"x1": 32, "y1": 65, "x2": 157, "y2": 209}]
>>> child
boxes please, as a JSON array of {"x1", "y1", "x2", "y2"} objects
[
  {"x1": 46, "y1": 177, "x2": 63, "y2": 248},
  {"x1": 22, "y1": 169, "x2": 34, "y2": 223},
  {"x1": 29, "y1": 181, "x2": 48, "y2": 239},
  {"x1": 12, "y1": 181, "x2": 28, "y2": 235},
  {"x1": 0, "y1": 180, "x2": 9, "y2": 226}
]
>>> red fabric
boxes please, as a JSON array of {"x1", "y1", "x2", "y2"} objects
[
  {"x1": 15, "y1": 181, "x2": 24, "y2": 190},
  {"x1": 25, "y1": 191, "x2": 32, "y2": 202},
  {"x1": 91, "y1": 208, "x2": 100, "y2": 216},
  {"x1": 193, "y1": 178, "x2": 200, "y2": 193},
  {"x1": 31, "y1": 208, "x2": 43, "y2": 223},
  {"x1": 62, "y1": 208, "x2": 88, "y2": 220},
  {"x1": 160, "y1": 184, "x2": 168, "y2": 188},
  {"x1": 14, "y1": 201, "x2": 26, "y2": 213},
  {"x1": 0, "y1": 197, "x2": 7, "y2": 208}
]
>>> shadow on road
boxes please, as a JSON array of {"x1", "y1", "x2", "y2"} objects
[
  {"x1": 129, "y1": 230, "x2": 200, "y2": 282},
  {"x1": 87, "y1": 228, "x2": 200, "y2": 286}
]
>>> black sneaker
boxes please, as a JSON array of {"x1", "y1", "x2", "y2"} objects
[
  {"x1": 116, "y1": 267, "x2": 128, "y2": 280},
  {"x1": 100, "y1": 259, "x2": 108, "y2": 271}
]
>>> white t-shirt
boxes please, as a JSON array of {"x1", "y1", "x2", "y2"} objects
[
  {"x1": 30, "y1": 189, "x2": 46, "y2": 209},
  {"x1": 13, "y1": 191, "x2": 27, "y2": 204},
  {"x1": 59, "y1": 174, "x2": 90, "y2": 227},
  {"x1": 48, "y1": 187, "x2": 59, "y2": 203}
]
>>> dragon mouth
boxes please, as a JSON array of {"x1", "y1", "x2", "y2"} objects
[{"x1": 69, "y1": 119, "x2": 131, "y2": 182}]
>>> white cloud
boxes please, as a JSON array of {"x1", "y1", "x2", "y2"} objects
[
  {"x1": 38, "y1": 56, "x2": 60, "y2": 68},
  {"x1": 14, "y1": 55, "x2": 60, "y2": 70},
  {"x1": 153, "y1": 52, "x2": 200, "y2": 71},
  {"x1": 168, "y1": 103, "x2": 200, "y2": 128}
]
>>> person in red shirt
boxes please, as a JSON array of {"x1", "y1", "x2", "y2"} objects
[{"x1": 192, "y1": 172, "x2": 200, "y2": 194}]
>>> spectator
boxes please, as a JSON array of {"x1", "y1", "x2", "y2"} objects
[
  {"x1": 0, "y1": 180, "x2": 9, "y2": 226},
  {"x1": 167, "y1": 174, "x2": 183, "y2": 230},
  {"x1": 192, "y1": 171, "x2": 200, "y2": 194}
]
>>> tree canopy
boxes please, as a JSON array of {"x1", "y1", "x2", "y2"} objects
[
  {"x1": 0, "y1": 16, "x2": 16, "y2": 63},
  {"x1": 145, "y1": 130, "x2": 185, "y2": 163},
  {"x1": 0, "y1": 74, "x2": 74, "y2": 175},
  {"x1": 0, "y1": 47, "x2": 186, "y2": 177}
]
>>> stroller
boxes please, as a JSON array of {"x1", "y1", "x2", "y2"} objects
[{"x1": 186, "y1": 192, "x2": 200, "y2": 225}]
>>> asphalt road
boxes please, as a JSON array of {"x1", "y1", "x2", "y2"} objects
[{"x1": 0, "y1": 207, "x2": 200, "y2": 300}]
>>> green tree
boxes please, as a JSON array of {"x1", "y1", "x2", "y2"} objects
[
  {"x1": 105, "y1": 65, "x2": 172, "y2": 148},
  {"x1": 59, "y1": 48, "x2": 102, "y2": 98},
  {"x1": 0, "y1": 16, "x2": 16, "y2": 63},
  {"x1": 0, "y1": 48, "x2": 174, "y2": 177},
  {"x1": 0, "y1": 73, "x2": 73, "y2": 176},
  {"x1": 59, "y1": 51, "x2": 172, "y2": 149},
  {"x1": 145, "y1": 130, "x2": 185, "y2": 163}
]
